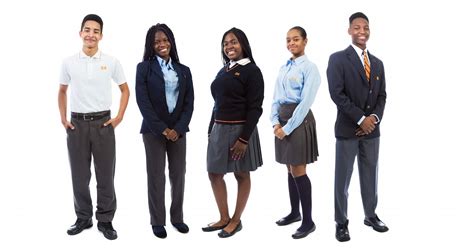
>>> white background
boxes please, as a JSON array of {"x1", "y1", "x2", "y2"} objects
[{"x1": 0, "y1": 0, "x2": 472, "y2": 247}]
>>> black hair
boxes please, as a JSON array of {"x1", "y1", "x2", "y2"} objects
[
  {"x1": 349, "y1": 12, "x2": 369, "y2": 25},
  {"x1": 289, "y1": 26, "x2": 307, "y2": 40},
  {"x1": 220, "y1": 27, "x2": 256, "y2": 65},
  {"x1": 142, "y1": 23, "x2": 180, "y2": 63},
  {"x1": 81, "y1": 14, "x2": 103, "y2": 33}
]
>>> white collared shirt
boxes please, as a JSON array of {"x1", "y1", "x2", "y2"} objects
[
  {"x1": 228, "y1": 58, "x2": 251, "y2": 68},
  {"x1": 59, "y1": 50, "x2": 127, "y2": 113},
  {"x1": 351, "y1": 44, "x2": 370, "y2": 67}
]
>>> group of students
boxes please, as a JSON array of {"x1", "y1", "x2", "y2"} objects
[{"x1": 58, "y1": 12, "x2": 388, "y2": 242}]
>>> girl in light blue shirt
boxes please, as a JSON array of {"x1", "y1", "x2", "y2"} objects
[{"x1": 271, "y1": 26, "x2": 320, "y2": 239}]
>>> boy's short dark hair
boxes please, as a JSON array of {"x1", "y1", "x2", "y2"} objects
[
  {"x1": 349, "y1": 12, "x2": 369, "y2": 24},
  {"x1": 81, "y1": 14, "x2": 103, "y2": 33}
]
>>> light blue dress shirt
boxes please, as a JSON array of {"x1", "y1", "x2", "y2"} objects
[
  {"x1": 270, "y1": 55, "x2": 321, "y2": 135},
  {"x1": 157, "y1": 56, "x2": 179, "y2": 113}
]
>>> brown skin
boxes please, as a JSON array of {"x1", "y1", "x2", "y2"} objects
[
  {"x1": 206, "y1": 32, "x2": 252, "y2": 235},
  {"x1": 58, "y1": 20, "x2": 129, "y2": 130}
]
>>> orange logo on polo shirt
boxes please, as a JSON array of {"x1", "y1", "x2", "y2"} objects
[{"x1": 100, "y1": 65, "x2": 107, "y2": 71}]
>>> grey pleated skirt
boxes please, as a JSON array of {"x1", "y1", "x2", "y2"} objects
[
  {"x1": 207, "y1": 124, "x2": 263, "y2": 174},
  {"x1": 275, "y1": 104, "x2": 318, "y2": 165}
]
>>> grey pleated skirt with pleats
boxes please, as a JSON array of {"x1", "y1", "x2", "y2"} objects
[
  {"x1": 207, "y1": 124, "x2": 263, "y2": 174},
  {"x1": 275, "y1": 104, "x2": 318, "y2": 165}
]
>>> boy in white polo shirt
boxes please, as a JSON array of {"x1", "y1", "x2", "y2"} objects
[{"x1": 58, "y1": 14, "x2": 129, "y2": 240}]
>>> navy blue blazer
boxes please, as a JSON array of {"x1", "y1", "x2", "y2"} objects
[
  {"x1": 327, "y1": 46, "x2": 386, "y2": 139},
  {"x1": 136, "y1": 59, "x2": 194, "y2": 136}
]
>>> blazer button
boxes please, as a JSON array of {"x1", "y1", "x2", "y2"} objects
[
  {"x1": 369, "y1": 90, "x2": 372, "y2": 94},
  {"x1": 367, "y1": 105, "x2": 371, "y2": 109}
]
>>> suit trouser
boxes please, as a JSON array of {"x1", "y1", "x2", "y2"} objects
[
  {"x1": 67, "y1": 115, "x2": 116, "y2": 222},
  {"x1": 334, "y1": 137, "x2": 379, "y2": 224},
  {"x1": 143, "y1": 133, "x2": 186, "y2": 226}
]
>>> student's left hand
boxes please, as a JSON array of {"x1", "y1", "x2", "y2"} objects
[
  {"x1": 274, "y1": 127, "x2": 287, "y2": 140},
  {"x1": 230, "y1": 140, "x2": 248, "y2": 160},
  {"x1": 166, "y1": 129, "x2": 179, "y2": 142},
  {"x1": 103, "y1": 116, "x2": 123, "y2": 128}
]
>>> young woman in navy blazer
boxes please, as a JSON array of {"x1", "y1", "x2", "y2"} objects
[{"x1": 136, "y1": 23, "x2": 194, "y2": 239}]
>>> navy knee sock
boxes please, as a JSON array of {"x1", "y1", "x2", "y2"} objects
[
  {"x1": 294, "y1": 174, "x2": 314, "y2": 231},
  {"x1": 287, "y1": 173, "x2": 300, "y2": 218}
]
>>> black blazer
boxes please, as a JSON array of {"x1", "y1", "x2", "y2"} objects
[
  {"x1": 136, "y1": 59, "x2": 194, "y2": 136},
  {"x1": 327, "y1": 46, "x2": 386, "y2": 139}
]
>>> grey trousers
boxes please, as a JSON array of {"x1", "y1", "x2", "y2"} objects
[
  {"x1": 334, "y1": 137, "x2": 379, "y2": 224},
  {"x1": 67, "y1": 115, "x2": 116, "y2": 222},
  {"x1": 143, "y1": 133, "x2": 186, "y2": 226}
]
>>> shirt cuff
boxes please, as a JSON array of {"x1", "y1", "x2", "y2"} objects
[
  {"x1": 357, "y1": 116, "x2": 365, "y2": 125},
  {"x1": 370, "y1": 114, "x2": 380, "y2": 124}
]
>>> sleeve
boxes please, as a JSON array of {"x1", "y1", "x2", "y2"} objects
[
  {"x1": 270, "y1": 66, "x2": 283, "y2": 126},
  {"x1": 240, "y1": 66, "x2": 264, "y2": 142},
  {"x1": 135, "y1": 62, "x2": 168, "y2": 135},
  {"x1": 327, "y1": 53, "x2": 365, "y2": 124},
  {"x1": 174, "y1": 66, "x2": 195, "y2": 135},
  {"x1": 282, "y1": 63, "x2": 321, "y2": 135},
  {"x1": 371, "y1": 60, "x2": 386, "y2": 123},
  {"x1": 112, "y1": 58, "x2": 127, "y2": 85}
]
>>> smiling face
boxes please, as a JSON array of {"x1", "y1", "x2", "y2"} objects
[
  {"x1": 223, "y1": 32, "x2": 243, "y2": 61},
  {"x1": 79, "y1": 20, "x2": 102, "y2": 50},
  {"x1": 286, "y1": 28, "x2": 307, "y2": 58},
  {"x1": 154, "y1": 31, "x2": 171, "y2": 61},
  {"x1": 348, "y1": 17, "x2": 370, "y2": 50}
]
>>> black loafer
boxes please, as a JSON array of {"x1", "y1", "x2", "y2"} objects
[
  {"x1": 218, "y1": 221, "x2": 242, "y2": 238},
  {"x1": 364, "y1": 215, "x2": 389, "y2": 232},
  {"x1": 97, "y1": 222, "x2": 117, "y2": 240},
  {"x1": 152, "y1": 225, "x2": 167, "y2": 239},
  {"x1": 202, "y1": 221, "x2": 229, "y2": 232},
  {"x1": 172, "y1": 222, "x2": 189, "y2": 233},
  {"x1": 67, "y1": 218, "x2": 93, "y2": 235},
  {"x1": 292, "y1": 223, "x2": 316, "y2": 239},
  {"x1": 276, "y1": 214, "x2": 302, "y2": 226},
  {"x1": 336, "y1": 220, "x2": 350, "y2": 242}
]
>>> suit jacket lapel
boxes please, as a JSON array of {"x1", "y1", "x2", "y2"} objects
[{"x1": 346, "y1": 46, "x2": 369, "y2": 85}]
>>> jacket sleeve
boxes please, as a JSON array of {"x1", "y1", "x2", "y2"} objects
[
  {"x1": 135, "y1": 61, "x2": 168, "y2": 135},
  {"x1": 240, "y1": 66, "x2": 264, "y2": 142},
  {"x1": 372, "y1": 59, "x2": 387, "y2": 123},
  {"x1": 174, "y1": 66, "x2": 195, "y2": 135},
  {"x1": 327, "y1": 54, "x2": 365, "y2": 124}
]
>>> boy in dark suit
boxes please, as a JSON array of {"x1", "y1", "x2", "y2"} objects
[{"x1": 327, "y1": 12, "x2": 388, "y2": 242}]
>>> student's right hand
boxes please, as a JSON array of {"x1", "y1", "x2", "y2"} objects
[{"x1": 273, "y1": 124, "x2": 282, "y2": 135}]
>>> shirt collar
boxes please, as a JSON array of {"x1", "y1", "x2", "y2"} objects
[
  {"x1": 286, "y1": 54, "x2": 307, "y2": 66},
  {"x1": 156, "y1": 56, "x2": 174, "y2": 70},
  {"x1": 229, "y1": 58, "x2": 251, "y2": 68},
  {"x1": 79, "y1": 50, "x2": 101, "y2": 59},
  {"x1": 351, "y1": 44, "x2": 368, "y2": 57}
]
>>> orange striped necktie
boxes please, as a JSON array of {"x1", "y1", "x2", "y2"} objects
[{"x1": 363, "y1": 50, "x2": 370, "y2": 82}]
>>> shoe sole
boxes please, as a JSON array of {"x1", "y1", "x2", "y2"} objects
[
  {"x1": 67, "y1": 223, "x2": 93, "y2": 235},
  {"x1": 364, "y1": 220, "x2": 389, "y2": 232}
]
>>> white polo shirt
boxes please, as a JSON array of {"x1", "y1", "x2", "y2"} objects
[{"x1": 59, "y1": 50, "x2": 127, "y2": 113}]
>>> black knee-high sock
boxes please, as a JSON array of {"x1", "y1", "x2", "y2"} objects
[
  {"x1": 287, "y1": 173, "x2": 300, "y2": 217},
  {"x1": 294, "y1": 174, "x2": 314, "y2": 231}
]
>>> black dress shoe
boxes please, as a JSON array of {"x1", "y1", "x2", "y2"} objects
[
  {"x1": 152, "y1": 225, "x2": 167, "y2": 238},
  {"x1": 218, "y1": 221, "x2": 242, "y2": 238},
  {"x1": 202, "y1": 221, "x2": 229, "y2": 232},
  {"x1": 97, "y1": 222, "x2": 117, "y2": 240},
  {"x1": 336, "y1": 220, "x2": 350, "y2": 242},
  {"x1": 276, "y1": 214, "x2": 302, "y2": 226},
  {"x1": 291, "y1": 223, "x2": 316, "y2": 239},
  {"x1": 67, "y1": 218, "x2": 93, "y2": 235},
  {"x1": 364, "y1": 215, "x2": 389, "y2": 232},
  {"x1": 172, "y1": 222, "x2": 189, "y2": 233}
]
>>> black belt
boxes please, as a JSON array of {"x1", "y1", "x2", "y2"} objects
[{"x1": 71, "y1": 110, "x2": 110, "y2": 121}]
